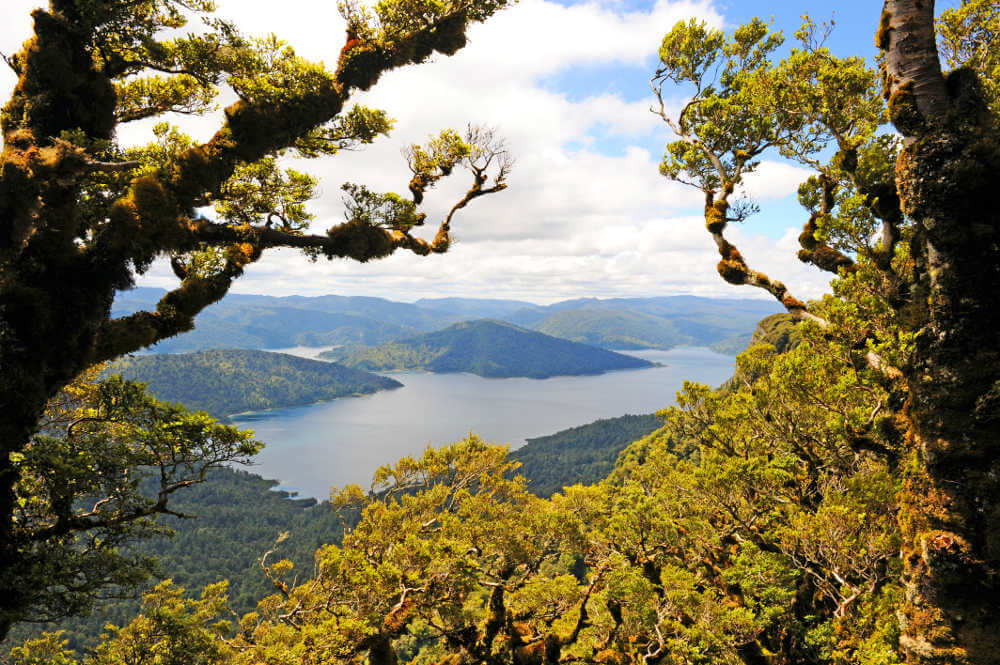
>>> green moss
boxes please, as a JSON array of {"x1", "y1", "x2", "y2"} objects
[
  {"x1": 337, "y1": 46, "x2": 392, "y2": 92},
  {"x1": 717, "y1": 259, "x2": 748, "y2": 285},
  {"x1": 705, "y1": 201, "x2": 728, "y2": 234},
  {"x1": 324, "y1": 218, "x2": 395, "y2": 261},
  {"x1": 430, "y1": 12, "x2": 469, "y2": 56},
  {"x1": 833, "y1": 147, "x2": 859, "y2": 174},
  {"x1": 889, "y1": 81, "x2": 925, "y2": 135},
  {"x1": 876, "y1": 9, "x2": 892, "y2": 51}
]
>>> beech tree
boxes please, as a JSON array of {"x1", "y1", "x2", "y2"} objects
[
  {"x1": 0, "y1": 0, "x2": 511, "y2": 640},
  {"x1": 1, "y1": 370, "x2": 259, "y2": 640},
  {"x1": 653, "y1": 1, "x2": 999, "y2": 662}
]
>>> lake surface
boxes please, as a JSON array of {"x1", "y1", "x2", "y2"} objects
[{"x1": 233, "y1": 347, "x2": 736, "y2": 499}]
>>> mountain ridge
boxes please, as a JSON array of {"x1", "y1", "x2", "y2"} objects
[{"x1": 113, "y1": 288, "x2": 780, "y2": 354}]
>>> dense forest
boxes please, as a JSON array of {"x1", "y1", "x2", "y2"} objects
[
  {"x1": 509, "y1": 414, "x2": 662, "y2": 498},
  {"x1": 107, "y1": 350, "x2": 402, "y2": 418},
  {"x1": 8, "y1": 411, "x2": 667, "y2": 656},
  {"x1": 4, "y1": 468, "x2": 345, "y2": 654},
  {"x1": 322, "y1": 320, "x2": 655, "y2": 378}
]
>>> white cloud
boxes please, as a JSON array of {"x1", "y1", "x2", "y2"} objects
[{"x1": 2, "y1": 0, "x2": 832, "y2": 304}]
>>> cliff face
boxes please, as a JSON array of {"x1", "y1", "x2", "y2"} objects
[{"x1": 747, "y1": 313, "x2": 802, "y2": 354}]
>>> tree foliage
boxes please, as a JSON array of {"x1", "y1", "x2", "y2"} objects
[
  {"x1": 0, "y1": 369, "x2": 259, "y2": 636},
  {"x1": 653, "y1": 1, "x2": 1000, "y2": 661},
  {"x1": 0, "y1": 0, "x2": 513, "y2": 635}
]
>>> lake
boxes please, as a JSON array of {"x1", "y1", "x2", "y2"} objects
[{"x1": 233, "y1": 347, "x2": 736, "y2": 499}]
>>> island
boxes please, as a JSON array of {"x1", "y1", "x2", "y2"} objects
[{"x1": 320, "y1": 319, "x2": 656, "y2": 378}]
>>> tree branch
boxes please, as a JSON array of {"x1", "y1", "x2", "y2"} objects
[
  {"x1": 880, "y1": 0, "x2": 951, "y2": 137},
  {"x1": 796, "y1": 175, "x2": 856, "y2": 275}
]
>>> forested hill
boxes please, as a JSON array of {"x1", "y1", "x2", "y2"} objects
[
  {"x1": 106, "y1": 350, "x2": 402, "y2": 419},
  {"x1": 320, "y1": 319, "x2": 655, "y2": 378},
  {"x1": 511, "y1": 414, "x2": 663, "y2": 497}
]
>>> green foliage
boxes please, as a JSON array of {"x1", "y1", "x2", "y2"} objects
[
  {"x1": 6, "y1": 467, "x2": 348, "y2": 656},
  {"x1": 214, "y1": 158, "x2": 317, "y2": 232},
  {"x1": 88, "y1": 581, "x2": 233, "y2": 665},
  {"x1": 105, "y1": 349, "x2": 402, "y2": 419},
  {"x1": 657, "y1": 16, "x2": 884, "y2": 197},
  {"x1": 656, "y1": 17, "x2": 786, "y2": 193},
  {"x1": 293, "y1": 105, "x2": 394, "y2": 158},
  {"x1": 1, "y1": 370, "x2": 260, "y2": 634},
  {"x1": 341, "y1": 183, "x2": 425, "y2": 232},
  {"x1": 322, "y1": 319, "x2": 656, "y2": 378}
]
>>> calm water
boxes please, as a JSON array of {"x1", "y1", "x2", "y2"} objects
[{"x1": 233, "y1": 348, "x2": 736, "y2": 499}]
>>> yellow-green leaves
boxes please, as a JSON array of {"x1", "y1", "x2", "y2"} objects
[
  {"x1": 294, "y1": 105, "x2": 394, "y2": 158},
  {"x1": 341, "y1": 183, "x2": 424, "y2": 232},
  {"x1": 7, "y1": 631, "x2": 80, "y2": 665},
  {"x1": 6, "y1": 372, "x2": 260, "y2": 628},
  {"x1": 228, "y1": 36, "x2": 336, "y2": 106},
  {"x1": 214, "y1": 158, "x2": 317, "y2": 232},
  {"x1": 938, "y1": 0, "x2": 1000, "y2": 114},
  {"x1": 341, "y1": 0, "x2": 510, "y2": 48},
  {"x1": 655, "y1": 18, "x2": 786, "y2": 195},
  {"x1": 657, "y1": 19, "x2": 726, "y2": 86},
  {"x1": 114, "y1": 74, "x2": 217, "y2": 123},
  {"x1": 656, "y1": 16, "x2": 884, "y2": 202},
  {"x1": 405, "y1": 128, "x2": 472, "y2": 199},
  {"x1": 89, "y1": 581, "x2": 234, "y2": 665}
]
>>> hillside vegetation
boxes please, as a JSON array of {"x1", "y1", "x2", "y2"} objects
[
  {"x1": 5, "y1": 467, "x2": 347, "y2": 655},
  {"x1": 510, "y1": 414, "x2": 663, "y2": 497},
  {"x1": 321, "y1": 319, "x2": 655, "y2": 378},
  {"x1": 107, "y1": 350, "x2": 402, "y2": 418},
  {"x1": 521, "y1": 297, "x2": 779, "y2": 350}
]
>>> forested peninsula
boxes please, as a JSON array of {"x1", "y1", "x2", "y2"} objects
[
  {"x1": 107, "y1": 350, "x2": 402, "y2": 418},
  {"x1": 321, "y1": 319, "x2": 656, "y2": 378}
]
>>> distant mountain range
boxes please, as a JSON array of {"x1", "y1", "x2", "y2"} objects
[
  {"x1": 106, "y1": 349, "x2": 402, "y2": 419},
  {"x1": 320, "y1": 319, "x2": 655, "y2": 378},
  {"x1": 112, "y1": 288, "x2": 781, "y2": 353}
]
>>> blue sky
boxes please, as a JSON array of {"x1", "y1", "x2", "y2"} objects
[{"x1": 0, "y1": 0, "x2": 955, "y2": 303}]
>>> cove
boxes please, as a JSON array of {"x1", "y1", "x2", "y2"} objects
[{"x1": 233, "y1": 347, "x2": 736, "y2": 499}]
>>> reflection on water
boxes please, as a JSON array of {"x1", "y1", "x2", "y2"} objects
[{"x1": 233, "y1": 347, "x2": 736, "y2": 499}]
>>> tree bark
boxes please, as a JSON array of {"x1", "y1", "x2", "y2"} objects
[{"x1": 881, "y1": 2, "x2": 1000, "y2": 662}]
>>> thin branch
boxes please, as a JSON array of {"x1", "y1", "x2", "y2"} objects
[
  {"x1": 1, "y1": 50, "x2": 20, "y2": 75},
  {"x1": 85, "y1": 159, "x2": 142, "y2": 172}
]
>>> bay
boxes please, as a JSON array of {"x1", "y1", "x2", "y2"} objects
[{"x1": 233, "y1": 347, "x2": 736, "y2": 499}]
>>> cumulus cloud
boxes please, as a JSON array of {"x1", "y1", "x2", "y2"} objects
[{"x1": 1, "y1": 0, "x2": 832, "y2": 304}]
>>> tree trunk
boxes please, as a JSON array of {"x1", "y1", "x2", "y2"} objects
[{"x1": 882, "y1": 2, "x2": 1000, "y2": 662}]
